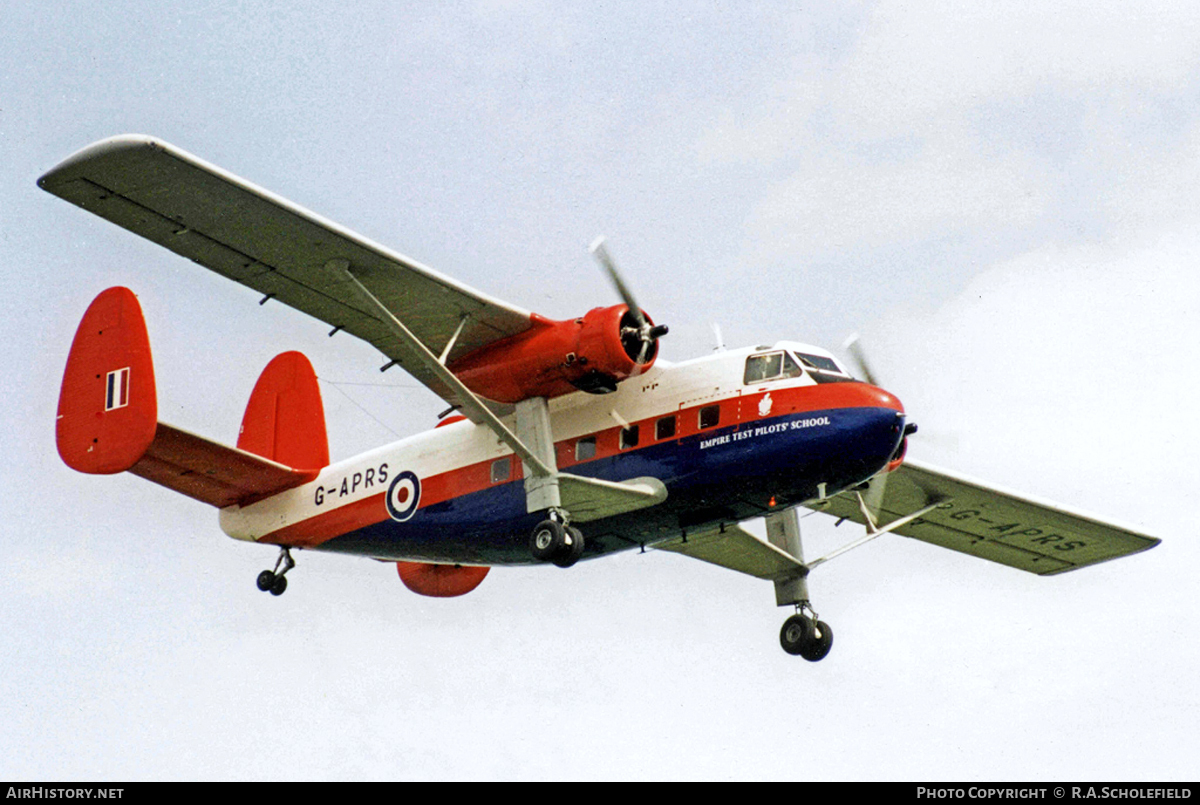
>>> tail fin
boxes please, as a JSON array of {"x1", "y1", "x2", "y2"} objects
[
  {"x1": 57, "y1": 287, "x2": 157, "y2": 473},
  {"x1": 58, "y1": 288, "x2": 321, "y2": 507},
  {"x1": 237, "y1": 351, "x2": 329, "y2": 471}
]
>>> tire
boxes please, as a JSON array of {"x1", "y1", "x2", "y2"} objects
[
  {"x1": 553, "y1": 526, "x2": 586, "y2": 568},
  {"x1": 779, "y1": 614, "x2": 813, "y2": 656},
  {"x1": 257, "y1": 570, "x2": 276, "y2": 591},
  {"x1": 799, "y1": 620, "x2": 833, "y2": 662},
  {"x1": 269, "y1": 574, "x2": 288, "y2": 596},
  {"x1": 530, "y1": 520, "x2": 566, "y2": 562}
]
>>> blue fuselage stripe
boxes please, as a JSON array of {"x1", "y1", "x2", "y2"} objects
[{"x1": 313, "y1": 405, "x2": 904, "y2": 565}]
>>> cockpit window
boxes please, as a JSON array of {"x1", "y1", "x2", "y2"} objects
[
  {"x1": 797, "y1": 353, "x2": 842, "y2": 373},
  {"x1": 744, "y1": 352, "x2": 782, "y2": 384},
  {"x1": 744, "y1": 351, "x2": 806, "y2": 385},
  {"x1": 797, "y1": 352, "x2": 854, "y2": 383},
  {"x1": 781, "y1": 353, "x2": 804, "y2": 377}
]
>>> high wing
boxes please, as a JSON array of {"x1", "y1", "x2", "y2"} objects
[
  {"x1": 811, "y1": 458, "x2": 1160, "y2": 576},
  {"x1": 38, "y1": 134, "x2": 534, "y2": 418}
]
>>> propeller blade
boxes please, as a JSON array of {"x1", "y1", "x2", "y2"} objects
[
  {"x1": 590, "y1": 236, "x2": 648, "y2": 330},
  {"x1": 841, "y1": 333, "x2": 880, "y2": 387},
  {"x1": 863, "y1": 471, "x2": 889, "y2": 523}
]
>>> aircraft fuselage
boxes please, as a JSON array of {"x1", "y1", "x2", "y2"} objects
[{"x1": 219, "y1": 342, "x2": 907, "y2": 565}]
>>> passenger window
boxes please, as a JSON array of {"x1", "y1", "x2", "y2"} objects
[
  {"x1": 490, "y1": 457, "x2": 511, "y2": 484},
  {"x1": 620, "y1": 425, "x2": 640, "y2": 450},
  {"x1": 744, "y1": 352, "x2": 783, "y2": 384},
  {"x1": 575, "y1": 436, "x2": 597, "y2": 461},
  {"x1": 699, "y1": 405, "x2": 720, "y2": 430},
  {"x1": 656, "y1": 416, "x2": 676, "y2": 440}
]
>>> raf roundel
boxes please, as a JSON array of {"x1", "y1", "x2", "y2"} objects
[{"x1": 385, "y1": 471, "x2": 421, "y2": 521}]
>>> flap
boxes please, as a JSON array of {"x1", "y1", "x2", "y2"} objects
[{"x1": 809, "y1": 458, "x2": 1160, "y2": 575}]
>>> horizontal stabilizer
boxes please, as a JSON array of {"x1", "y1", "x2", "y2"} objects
[
  {"x1": 810, "y1": 459, "x2": 1160, "y2": 575},
  {"x1": 131, "y1": 424, "x2": 317, "y2": 508}
]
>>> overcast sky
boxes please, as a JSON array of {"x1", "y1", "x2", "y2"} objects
[{"x1": 3, "y1": 1, "x2": 1198, "y2": 781}]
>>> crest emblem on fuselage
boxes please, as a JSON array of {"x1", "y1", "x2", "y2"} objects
[
  {"x1": 759, "y1": 393, "x2": 773, "y2": 417},
  {"x1": 386, "y1": 471, "x2": 422, "y2": 521}
]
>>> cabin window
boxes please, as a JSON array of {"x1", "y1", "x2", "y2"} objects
[
  {"x1": 575, "y1": 436, "x2": 597, "y2": 461},
  {"x1": 698, "y1": 405, "x2": 720, "y2": 430},
  {"x1": 490, "y1": 457, "x2": 511, "y2": 484},
  {"x1": 620, "y1": 425, "x2": 640, "y2": 450},
  {"x1": 656, "y1": 416, "x2": 676, "y2": 440}
]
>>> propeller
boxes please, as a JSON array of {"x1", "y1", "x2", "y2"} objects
[
  {"x1": 589, "y1": 236, "x2": 669, "y2": 364},
  {"x1": 841, "y1": 333, "x2": 879, "y2": 386},
  {"x1": 841, "y1": 333, "x2": 910, "y2": 526}
]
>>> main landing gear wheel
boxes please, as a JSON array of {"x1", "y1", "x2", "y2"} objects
[
  {"x1": 529, "y1": 520, "x2": 585, "y2": 568},
  {"x1": 256, "y1": 547, "x2": 295, "y2": 597},
  {"x1": 780, "y1": 613, "x2": 834, "y2": 661},
  {"x1": 554, "y1": 526, "x2": 585, "y2": 568}
]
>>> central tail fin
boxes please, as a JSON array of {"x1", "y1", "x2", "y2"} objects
[{"x1": 58, "y1": 287, "x2": 327, "y2": 507}]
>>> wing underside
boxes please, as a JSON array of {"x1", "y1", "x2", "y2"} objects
[
  {"x1": 38, "y1": 135, "x2": 534, "y2": 414},
  {"x1": 810, "y1": 459, "x2": 1160, "y2": 575}
]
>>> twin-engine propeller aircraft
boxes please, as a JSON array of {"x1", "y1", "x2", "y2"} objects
[{"x1": 42, "y1": 135, "x2": 1160, "y2": 660}]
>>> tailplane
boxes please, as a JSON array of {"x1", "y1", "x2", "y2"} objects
[{"x1": 57, "y1": 288, "x2": 324, "y2": 507}]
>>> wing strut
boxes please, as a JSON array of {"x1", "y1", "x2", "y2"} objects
[
  {"x1": 334, "y1": 262, "x2": 667, "y2": 520},
  {"x1": 334, "y1": 262, "x2": 554, "y2": 478},
  {"x1": 804, "y1": 491, "x2": 949, "y2": 571}
]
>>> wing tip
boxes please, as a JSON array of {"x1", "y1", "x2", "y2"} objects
[{"x1": 38, "y1": 134, "x2": 167, "y2": 190}]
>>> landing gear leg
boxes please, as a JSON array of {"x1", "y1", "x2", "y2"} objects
[
  {"x1": 779, "y1": 602, "x2": 834, "y2": 661},
  {"x1": 256, "y1": 547, "x2": 295, "y2": 596},
  {"x1": 529, "y1": 509, "x2": 585, "y2": 568},
  {"x1": 766, "y1": 506, "x2": 834, "y2": 660}
]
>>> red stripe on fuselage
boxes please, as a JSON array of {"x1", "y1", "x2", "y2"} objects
[{"x1": 257, "y1": 381, "x2": 901, "y2": 547}]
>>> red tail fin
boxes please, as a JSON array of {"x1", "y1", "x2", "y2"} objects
[
  {"x1": 57, "y1": 287, "x2": 157, "y2": 474},
  {"x1": 237, "y1": 351, "x2": 329, "y2": 471},
  {"x1": 58, "y1": 288, "x2": 321, "y2": 507}
]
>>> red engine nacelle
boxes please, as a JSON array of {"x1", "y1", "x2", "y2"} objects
[
  {"x1": 397, "y1": 562, "x2": 490, "y2": 597},
  {"x1": 447, "y1": 304, "x2": 658, "y2": 404}
]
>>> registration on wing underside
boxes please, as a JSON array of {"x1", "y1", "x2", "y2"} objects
[{"x1": 811, "y1": 459, "x2": 1160, "y2": 575}]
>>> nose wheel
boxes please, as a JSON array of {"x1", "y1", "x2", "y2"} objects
[
  {"x1": 255, "y1": 547, "x2": 295, "y2": 596},
  {"x1": 780, "y1": 606, "x2": 833, "y2": 661}
]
